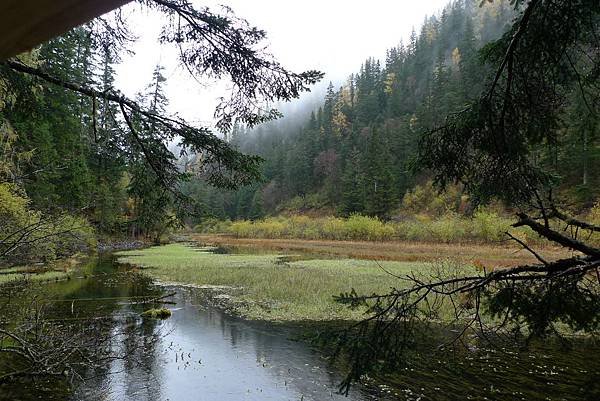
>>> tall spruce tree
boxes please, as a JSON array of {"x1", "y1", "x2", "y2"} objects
[{"x1": 364, "y1": 128, "x2": 396, "y2": 219}]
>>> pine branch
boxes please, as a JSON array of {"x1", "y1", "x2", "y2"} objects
[
  {"x1": 513, "y1": 212, "x2": 600, "y2": 257},
  {"x1": 549, "y1": 206, "x2": 600, "y2": 233}
]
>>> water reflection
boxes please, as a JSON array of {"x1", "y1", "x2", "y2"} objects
[{"x1": 73, "y1": 288, "x2": 380, "y2": 401}]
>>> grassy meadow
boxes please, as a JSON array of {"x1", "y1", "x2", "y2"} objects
[
  {"x1": 117, "y1": 243, "x2": 460, "y2": 321},
  {"x1": 0, "y1": 255, "x2": 87, "y2": 285},
  {"x1": 192, "y1": 234, "x2": 570, "y2": 267},
  {"x1": 0, "y1": 269, "x2": 71, "y2": 285}
]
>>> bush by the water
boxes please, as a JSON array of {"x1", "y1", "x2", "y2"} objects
[
  {"x1": 193, "y1": 218, "x2": 233, "y2": 234},
  {"x1": 198, "y1": 211, "x2": 539, "y2": 244},
  {"x1": 196, "y1": 183, "x2": 600, "y2": 244},
  {"x1": 0, "y1": 183, "x2": 96, "y2": 265}
]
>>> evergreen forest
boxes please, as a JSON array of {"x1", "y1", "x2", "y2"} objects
[{"x1": 186, "y1": 0, "x2": 599, "y2": 223}]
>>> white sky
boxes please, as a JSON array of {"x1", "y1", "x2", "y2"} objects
[{"x1": 114, "y1": 0, "x2": 449, "y2": 126}]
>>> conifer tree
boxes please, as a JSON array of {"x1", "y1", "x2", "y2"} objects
[
  {"x1": 364, "y1": 128, "x2": 396, "y2": 219},
  {"x1": 341, "y1": 147, "x2": 365, "y2": 215}
]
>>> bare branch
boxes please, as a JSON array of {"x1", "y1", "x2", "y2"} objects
[
  {"x1": 505, "y1": 231, "x2": 548, "y2": 265},
  {"x1": 513, "y1": 212, "x2": 600, "y2": 257},
  {"x1": 549, "y1": 206, "x2": 600, "y2": 233}
]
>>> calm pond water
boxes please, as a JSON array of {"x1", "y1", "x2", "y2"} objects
[
  {"x1": 72, "y1": 288, "x2": 384, "y2": 401},
  {"x1": 1, "y1": 252, "x2": 599, "y2": 400}
]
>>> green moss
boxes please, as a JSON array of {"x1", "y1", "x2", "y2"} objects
[{"x1": 140, "y1": 308, "x2": 172, "y2": 319}]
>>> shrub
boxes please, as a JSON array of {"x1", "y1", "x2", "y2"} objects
[
  {"x1": 470, "y1": 209, "x2": 511, "y2": 242},
  {"x1": 401, "y1": 181, "x2": 463, "y2": 217},
  {"x1": 194, "y1": 218, "x2": 232, "y2": 234},
  {"x1": 302, "y1": 227, "x2": 321, "y2": 240},
  {"x1": 52, "y1": 214, "x2": 97, "y2": 257},
  {"x1": 229, "y1": 220, "x2": 253, "y2": 238},
  {"x1": 0, "y1": 183, "x2": 30, "y2": 230},
  {"x1": 338, "y1": 214, "x2": 395, "y2": 241},
  {"x1": 584, "y1": 200, "x2": 600, "y2": 246},
  {"x1": 219, "y1": 211, "x2": 556, "y2": 245},
  {"x1": 322, "y1": 217, "x2": 347, "y2": 240},
  {"x1": 0, "y1": 183, "x2": 96, "y2": 265},
  {"x1": 589, "y1": 200, "x2": 600, "y2": 225},
  {"x1": 254, "y1": 217, "x2": 287, "y2": 237},
  {"x1": 429, "y1": 213, "x2": 466, "y2": 243},
  {"x1": 394, "y1": 214, "x2": 433, "y2": 241},
  {"x1": 288, "y1": 215, "x2": 312, "y2": 238}
]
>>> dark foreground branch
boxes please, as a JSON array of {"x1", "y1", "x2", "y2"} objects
[
  {"x1": 333, "y1": 210, "x2": 600, "y2": 394},
  {"x1": 513, "y1": 212, "x2": 600, "y2": 257},
  {"x1": 3, "y1": 59, "x2": 262, "y2": 190},
  {"x1": 549, "y1": 206, "x2": 600, "y2": 233}
]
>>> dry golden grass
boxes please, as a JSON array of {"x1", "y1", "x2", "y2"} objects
[{"x1": 191, "y1": 234, "x2": 570, "y2": 268}]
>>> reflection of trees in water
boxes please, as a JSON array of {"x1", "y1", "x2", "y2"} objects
[
  {"x1": 77, "y1": 287, "x2": 376, "y2": 401},
  {"x1": 0, "y1": 258, "x2": 169, "y2": 401},
  {"x1": 73, "y1": 309, "x2": 165, "y2": 401},
  {"x1": 66, "y1": 259, "x2": 168, "y2": 401},
  {"x1": 189, "y1": 290, "x2": 366, "y2": 400},
  {"x1": 116, "y1": 306, "x2": 163, "y2": 401}
]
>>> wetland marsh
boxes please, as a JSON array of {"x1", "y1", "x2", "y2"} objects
[{"x1": 1, "y1": 243, "x2": 599, "y2": 400}]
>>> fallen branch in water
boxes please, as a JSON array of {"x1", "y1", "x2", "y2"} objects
[
  {"x1": 131, "y1": 292, "x2": 177, "y2": 305},
  {"x1": 44, "y1": 292, "x2": 178, "y2": 305}
]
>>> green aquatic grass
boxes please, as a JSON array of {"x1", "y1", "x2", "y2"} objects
[
  {"x1": 117, "y1": 243, "x2": 441, "y2": 321},
  {"x1": 141, "y1": 307, "x2": 172, "y2": 319},
  {"x1": 0, "y1": 255, "x2": 96, "y2": 286},
  {"x1": 0, "y1": 270, "x2": 70, "y2": 284},
  {"x1": 0, "y1": 266, "x2": 34, "y2": 274}
]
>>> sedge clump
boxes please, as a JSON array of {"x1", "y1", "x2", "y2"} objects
[{"x1": 140, "y1": 308, "x2": 172, "y2": 319}]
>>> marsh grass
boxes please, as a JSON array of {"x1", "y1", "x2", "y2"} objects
[
  {"x1": 117, "y1": 243, "x2": 445, "y2": 321},
  {"x1": 0, "y1": 254, "x2": 89, "y2": 285},
  {"x1": 0, "y1": 269, "x2": 71, "y2": 284},
  {"x1": 192, "y1": 234, "x2": 570, "y2": 268}
]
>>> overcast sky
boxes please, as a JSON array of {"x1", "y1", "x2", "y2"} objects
[{"x1": 114, "y1": 0, "x2": 449, "y2": 125}]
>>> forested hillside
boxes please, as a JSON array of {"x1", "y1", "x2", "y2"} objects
[
  {"x1": 2, "y1": 0, "x2": 327, "y2": 265},
  {"x1": 1, "y1": 0, "x2": 598, "y2": 254},
  {"x1": 188, "y1": 0, "x2": 599, "y2": 221}
]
